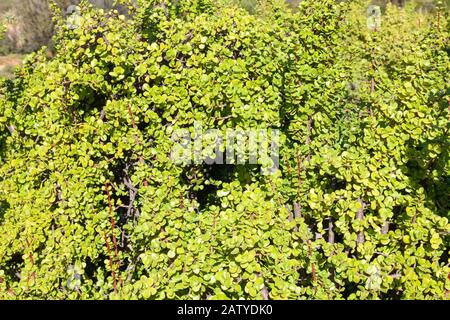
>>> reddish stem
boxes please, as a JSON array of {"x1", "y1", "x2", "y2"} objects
[
  {"x1": 296, "y1": 153, "x2": 302, "y2": 196},
  {"x1": 285, "y1": 158, "x2": 291, "y2": 176},
  {"x1": 179, "y1": 190, "x2": 184, "y2": 209},
  {"x1": 104, "y1": 234, "x2": 117, "y2": 293},
  {"x1": 105, "y1": 183, "x2": 118, "y2": 257},
  {"x1": 25, "y1": 239, "x2": 35, "y2": 287},
  {"x1": 307, "y1": 240, "x2": 317, "y2": 282}
]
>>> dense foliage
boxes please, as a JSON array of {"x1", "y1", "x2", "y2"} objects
[{"x1": 0, "y1": 0, "x2": 448, "y2": 299}]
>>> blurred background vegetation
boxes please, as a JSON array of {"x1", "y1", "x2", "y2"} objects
[
  {"x1": 0, "y1": 0, "x2": 448, "y2": 78},
  {"x1": 0, "y1": 0, "x2": 122, "y2": 78},
  {"x1": 0, "y1": 1, "x2": 120, "y2": 54}
]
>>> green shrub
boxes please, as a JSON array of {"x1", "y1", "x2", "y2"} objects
[{"x1": 0, "y1": 0, "x2": 448, "y2": 299}]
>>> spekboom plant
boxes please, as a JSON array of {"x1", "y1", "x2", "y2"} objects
[{"x1": 0, "y1": 0, "x2": 448, "y2": 300}]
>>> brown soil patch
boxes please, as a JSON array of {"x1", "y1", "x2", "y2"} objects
[{"x1": 0, "y1": 54, "x2": 23, "y2": 72}]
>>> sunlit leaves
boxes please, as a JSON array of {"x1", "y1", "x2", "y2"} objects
[{"x1": 0, "y1": 0, "x2": 448, "y2": 300}]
